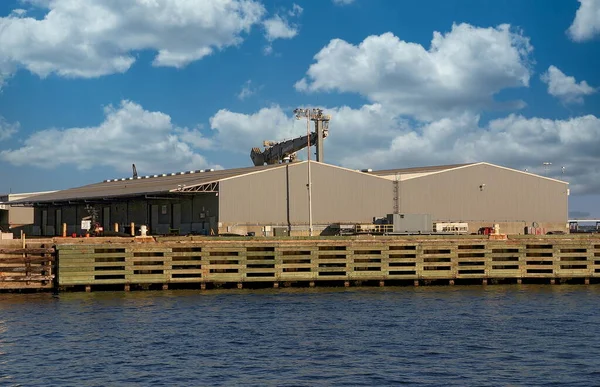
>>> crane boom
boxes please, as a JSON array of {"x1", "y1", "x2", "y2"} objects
[{"x1": 250, "y1": 131, "x2": 327, "y2": 166}]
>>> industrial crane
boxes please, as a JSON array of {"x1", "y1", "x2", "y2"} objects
[
  {"x1": 250, "y1": 131, "x2": 327, "y2": 166},
  {"x1": 250, "y1": 108, "x2": 331, "y2": 166}
]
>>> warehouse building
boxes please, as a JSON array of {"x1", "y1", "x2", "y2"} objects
[
  {"x1": 1, "y1": 191, "x2": 56, "y2": 236},
  {"x1": 368, "y1": 162, "x2": 568, "y2": 234},
  {"x1": 12, "y1": 161, "x2": 569, "y2": 236}
]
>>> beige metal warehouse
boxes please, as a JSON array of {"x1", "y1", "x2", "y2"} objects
[
  {"x1": 369, "y1": 162, "x2": 569, "y2": 234},
  {"x1": 12, "y1": 161, "x2": 569, "y2": 236}
]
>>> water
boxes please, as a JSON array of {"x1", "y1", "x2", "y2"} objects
[{"x1": 1, "y1": 285, "x2": 599, "y2": 386}]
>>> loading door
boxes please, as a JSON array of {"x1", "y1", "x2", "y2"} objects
[
  {"x1": 172, "y1": 203, "x2": 181, "y2": 233},
  {"x1": 103, "y1": 207, "x2": 110, "y2": 231},
  {"x1": 151, "y1": 205, "x2": 159, "y2": 235}
]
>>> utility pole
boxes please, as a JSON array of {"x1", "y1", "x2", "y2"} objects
[{"x1": 294, "y1": 108, "x2": 314, "y2": 236}]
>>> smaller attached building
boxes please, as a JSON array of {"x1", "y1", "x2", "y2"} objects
[{"x1": 1, "y1": 192, "x2": 56, "y2": 236}]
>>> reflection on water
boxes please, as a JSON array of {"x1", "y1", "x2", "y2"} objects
[{"x1": 0, "y1": 285, "x2": 599, "y2": 386}]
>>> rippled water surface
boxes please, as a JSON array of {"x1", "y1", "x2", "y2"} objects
[{"x1": 1, "y1": 285, "x2": 599, "y2": 386}]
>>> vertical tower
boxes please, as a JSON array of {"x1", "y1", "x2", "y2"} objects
[{"x1": 310, "y1": 109, "x2": 330, "y2": 163}]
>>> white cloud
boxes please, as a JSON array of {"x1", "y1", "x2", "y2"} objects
[
  {"x1": 568, "y1": 0, "x2": 600, "y2": 42},
  {"x1": 237, "y1": 80, "x2": 260, "y2": 100},
  {"x1": 208, "y1": 104, "x2": 600, "y2": 194},
  {"x1": 1, "y1": 101, "x2": 216, "y2": 174},
  {"x1": 0, "y1": 117, "x2": 19, "y2": 141},
  {"x1": 0, "y1": 0, "x2": 265, "y2": 81},
  {"x1": 541, "y1": 65, "x2": 596, "y2": 104},
  {"x1": 289, "y1": 4, "x2": 303, "y2": 17},
  {"x1": 262, "y1": 4, "x2": 302, "y2": 55},
  {"x1": 263, "y1": 15, "x2": 298, "y2": 41},
  {"x1": 332, "y1": 0, "x2": 355, "y2": 5},
  {"x1": 296, "y1": 23, "x2": 533, "y2": 120}
]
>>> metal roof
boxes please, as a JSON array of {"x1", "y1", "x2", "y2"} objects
[
  {"x1": 12, "y1": 164, "x2": 284, "y2": 204},
  {"x1": 369, "y1": 163, "x2": 475, "y2": 176}
]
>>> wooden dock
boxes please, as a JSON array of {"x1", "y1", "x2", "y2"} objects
[
  {"x1": 0, "y1": 239, "x2": 56, "y2": 290},
  {"x1": 49, "y1": 235, "x2": 600, "y2": 291}
]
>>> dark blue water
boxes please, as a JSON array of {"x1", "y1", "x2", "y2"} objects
[{"x1": 1, "y1": 285, "x2": 599, "y2": 386}]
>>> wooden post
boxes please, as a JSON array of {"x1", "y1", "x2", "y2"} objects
[
  {"x1": 584, "y1": 278, "x2": 590, "y2": 285},
  {"x1": 273, "y1": 282, "x2": 279, "y2": 288},
  {"x1": 130, "y1": 222, "x2": 135, "y2": 236},
  {"x1": 309, "y1": 281, "x2": 315, "y2": 288},
  {"x1": 449, "y1": 279, "x2": 455, "y2": 286},
  {"x1": 85, "y1": 285, "x2": 91, "y2": 292},
  {"x1": 379, "y1": 280, "x2": 385, "y2": 287},
  {"x1": 162, "y1": 284, "x2": 168, "y2": 290},
  {"x1": 517, "y1": 278, "x2": 522, "y2": 284},
  {"x1": 414, "y1": 280, "x2": 419, "y2": 287},
  {"x1": 200, "y1": 283, "x2": 206, "y2": 290},
  {"x1": 344, "y1": 281, "x2": 350, "y2": 287},
  {"x1": 114, "y1": 223, "x2": 119, "y2": 233},
  {"x1": 550, "y1": 278, "x2": 556, "y2": 285},
  {"x1": 482, "y1": 279, "x2": 488, "y2": 286},
  {"x1": 237, "y1": 282, "x2": 243, "y2": 289},
  {"x1": 62, "y1": 223, "x2": 67, "y2": 237},
  {"x1": 124, "y1": 284, "x2": 130, "y2": 292}
]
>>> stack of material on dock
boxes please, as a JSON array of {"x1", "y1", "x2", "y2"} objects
[{"x1": 0, "y1": 240, "x2": 55, "y2": 290}]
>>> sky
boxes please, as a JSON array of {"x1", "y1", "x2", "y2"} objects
[{"x1": 0, "y1": 0, "x2": 599, "y2": 218}]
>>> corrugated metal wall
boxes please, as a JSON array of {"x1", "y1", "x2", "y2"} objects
[
  {"x1": 397, "y1": 164, "x2": 568, "y2": 223},
  {"x1": 219, "y1": 162, "x2": 394, "y2": 225}
]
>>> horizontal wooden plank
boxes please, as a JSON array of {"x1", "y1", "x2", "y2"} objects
[{"x1": 0, "y1": 248, "x2": 55, "y2": 254}]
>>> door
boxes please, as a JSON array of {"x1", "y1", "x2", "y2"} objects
[
  {"x1": 103, "y1": 207, "x2": 111, "y2": 231},
  {"x1": 151, "y1": 205, "x2": 159, "y2": 234},
  {"x1": 55, "y1": 209, "x2": 62, "y2": 236},
  {"x1": 172, "y1": 203, "x2": 181, "y2": 233},
  {"x1": 42, "y1": 210, "x2": 48, "y2": 236}
]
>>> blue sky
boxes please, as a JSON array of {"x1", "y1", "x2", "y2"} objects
[{"x1": 0, "y1": 0, "x2": 599, "y2": 218}]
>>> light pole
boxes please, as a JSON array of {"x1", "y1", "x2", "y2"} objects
[
  {"x1": 542, "y1": 162, "x2": 552, "y2": 176},
  {"x1": 293, "y1": 108, "x2": 314, "y2": 236}
]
